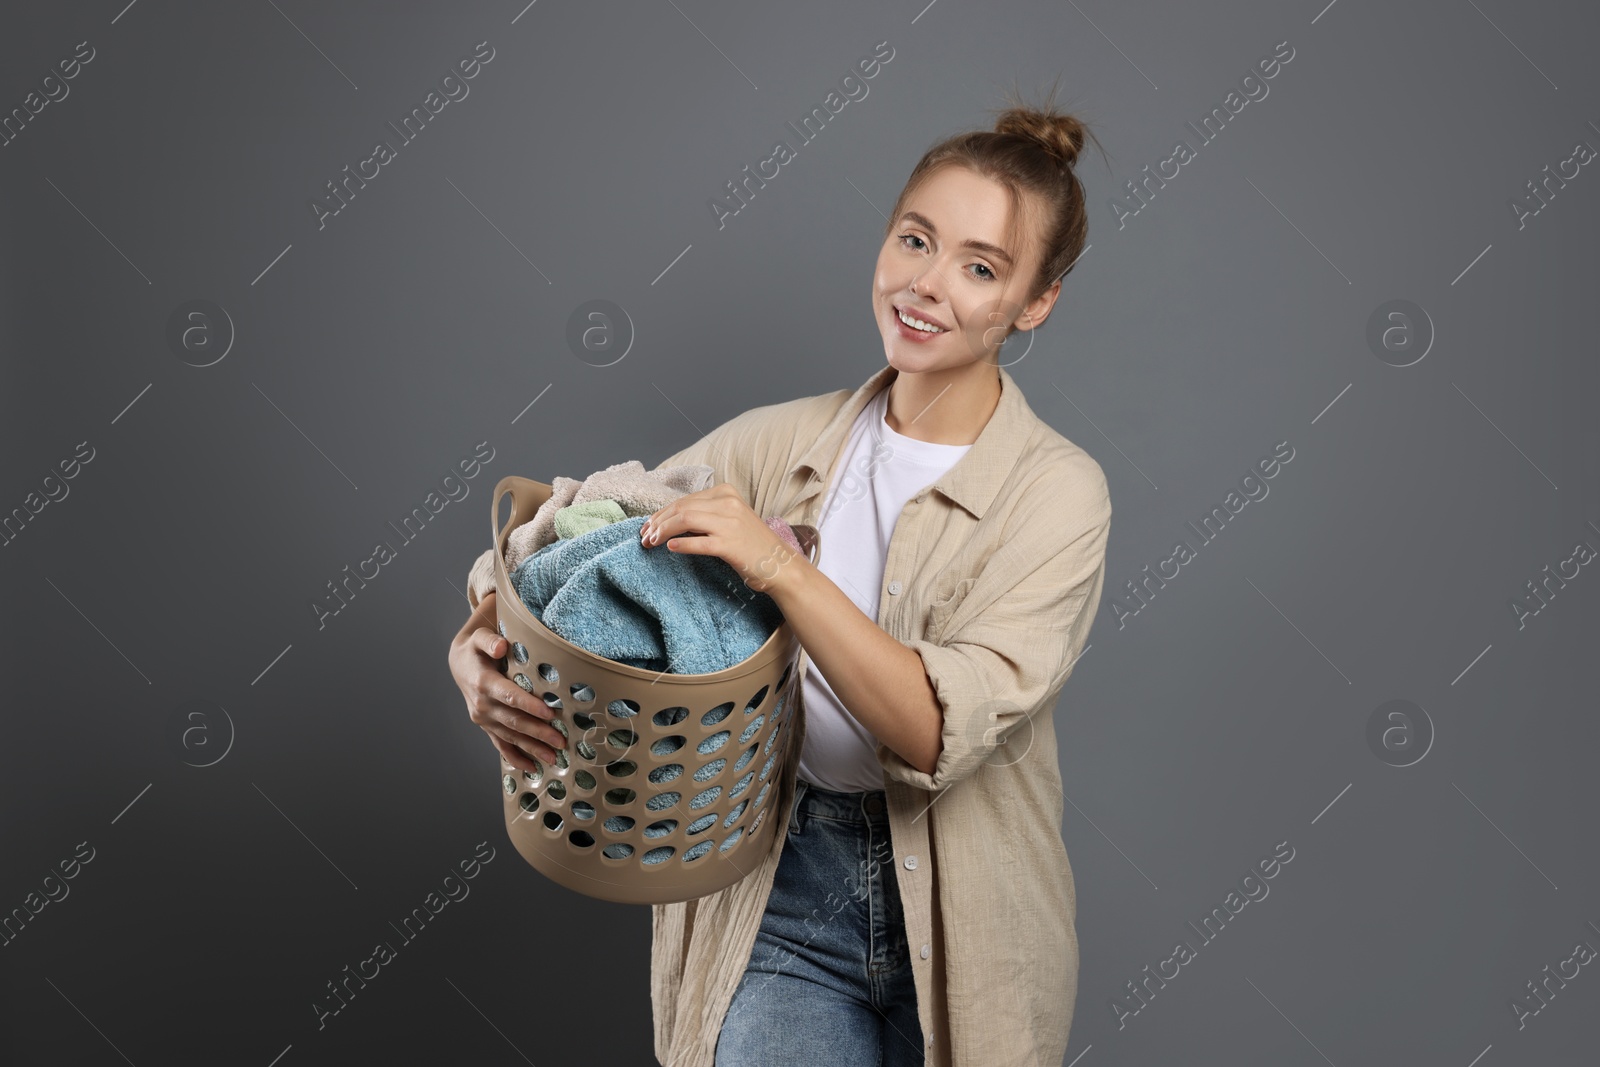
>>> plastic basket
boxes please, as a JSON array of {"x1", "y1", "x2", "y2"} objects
[{"x1": 488, "y1": 475, "x2": 816, "y2": 905}]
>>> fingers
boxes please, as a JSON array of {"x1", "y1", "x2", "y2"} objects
[
  {"x1": 475, "y1": 625, "x2": 505, "y2": 660},
  {"x1": 642, "y1": 506, "x2": 717, "y2": 548},
  {"x1": 478, "y1": 675, "x2": 562, "y2": 739},
  {"x1": 458, "y1": 589, "x2": 501, "y2": 654},
  {"x1": 485, "y1": 720, "x2": 562, "y2": 769},
  {"x1": 489, "y1": 732, "x2": 545, "y2": 776}
]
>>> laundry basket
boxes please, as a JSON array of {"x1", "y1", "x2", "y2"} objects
[{"x1": 488, "y1": 475, "x2": 816, "y2": 905}]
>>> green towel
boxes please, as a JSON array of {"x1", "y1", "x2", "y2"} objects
[{"x1": 554, "y1": 498, "x2": 627, "y2": 540}]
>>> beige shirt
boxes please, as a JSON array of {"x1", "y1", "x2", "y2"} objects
[{"x1": 641, "y1": 362, "x2": 1113, "y2": 1066}]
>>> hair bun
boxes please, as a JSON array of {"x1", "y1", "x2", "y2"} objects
[{"x1": 993, "y1": 106, "x2": 1087, "y2": 169}]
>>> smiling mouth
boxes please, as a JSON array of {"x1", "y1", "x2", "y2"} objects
[{"x1": 894, "y1": 305, "x2": 947, "y2": 334}]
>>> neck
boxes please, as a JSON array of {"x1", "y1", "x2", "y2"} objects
[{"x1": 882, "y1": 362, "x2": 1002, "y2": 446}]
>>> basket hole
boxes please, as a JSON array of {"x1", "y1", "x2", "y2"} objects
[
  {"x1": 700, "y1": 702, "x2": 734, "y2": 727},
  {"x1": 649, "y1": 764, "x2": 683, "y2": 785},
  {"x1": 683, "y1": 840, "x2": 714, "y2": 862},
  {"x1": 739, "y1": 715, "x2": 764, "y2": 745},
  {"x1": 576, "y1": 740, "x2": 597, "y2": 761},
  {"x1": 546, "y1": 780, "x2": 567, "y2": 801},
  {"x1": 542, "y1": 810, "x2": 563, "y2": 831},
  {"x1": 538, "y1": 663, "x2": 559, "y2": 684},
  {"x1": 765, "y1": 722, "x2": 783, "y2": 754},
  {"x1": 512, "y1": 673, "x2": 534, "y2": 692},
  {"x1": 602, "y1": 842, "x2": 634, "y2": 860},
  {"x1": 569, "y1": 830, "x2": 594, "y2": 848},
  {"x1": 698, "y1": 730, "x2": 730, "y2": 756},
  {"x1": 542, "y1": 692, "x2": 564, "y2": 711},
  {"x1": 518, "y1": 792, "x2": 540, "y2": 814},
  {"x1": 572, "y1": 801, "x2": 595, "y2": 821},
  {"x1": 511, "y1": 642, "x2": 529, "y2": 665},
  {"x1": 646, "y1": 790, "x2": 681, "y2": 812},
  {"x1": 687, "y1": 812, "x2": 718, "y2": 836},
  {"x1": 607, "y1": 729, "x2": 638, "y2": 751},
  {"x1": 689, "y1": 785, "x2": 721, "y2": 810},
  {"x1": 496, "y1": 619, "x2": 508, "y2": 638},
  {"x1": 755, "y1": 781, "x2": 771, "y2": 808},
  {"x1": 723, "y1": 799, "x2": 749, "y2": 827},
  {"x1": 606, "y1": 760, "x2": 637, "y2": 778},
  {"x1": 573, "y1": 710, "x2": 596, "y2": 730},
  {"x1": 759, "y1": 753, "x2": 776, "y2": 781},
  {"x1": 653, "y1": 706, "x2": 689, "y2": 728},
  {"x1": 554, "y1": 748, "x2": 569, "y2": 770},
  {"x1": 569, "y1": 683, "x2": 595, "y2": 704},
  {"x1": 651, "y1": 735, "x2": 686, "y2": 756},
  {"x1": 604, "y1": 787, "x2": 637, "y2": 806},
  {"x1": 609, "y1": 699, "x2": 640, "y2": 719},
  {"x1": 719, "y1": 827, "x2": 745, "y2": 852},
  {"x1": 575, "y1": 770, "x2": 596, "y2": 790},
  {"x1": 501, "y1": 774, "x2": 517, "y2": 796},
  {"x1": 693, "y1": 758, "x2": 726, "y2": 783},
  {"x1": 642, "y1": 845, "x2": 676, "y2": 865},
  {"x1": 733, "y1": 745, "x2": 756, "y2": 772},
  {"x1": 603, "y1": 815, "x2": 635, "y2": 833},
  {"x1": 524, "y1": 763, "x2": 545, "y2": 786},
  {"x1": 745, "y1": 684, "x2": 769, "y2": 715},
  {"x1": 644, "y1": 819, "x2": 678, "y2": 838},
  {"x1": 551, "y1": 718, "x2": 569, "y2": 739},
  {"x1": 751, "y1": 808, "x2": 767, "y2": 835},
  {"x1": 729, "y1": 771, "x2": 755, "y2": 800}
]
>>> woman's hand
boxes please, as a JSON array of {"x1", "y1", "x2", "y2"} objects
[
  {"x1": 448, "y1": 589, "x2": 566, "y2": 775},
  {"x1": 640, "y1": 484, "x2": 806, "y2": 595}
]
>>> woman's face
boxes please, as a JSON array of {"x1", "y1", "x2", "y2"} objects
[{"x1": 873, "y1": 165, "x2": 1052, "y2": 374}]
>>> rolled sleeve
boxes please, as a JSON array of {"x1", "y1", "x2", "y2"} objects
[{"x1": 879, "y1": 508, "x2": 1111, "y2": 792}]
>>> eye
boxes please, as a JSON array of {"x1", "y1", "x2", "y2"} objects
[
  {"x1": 969, "y1": 263, "x2": 996, "y2": 281},
  {"x1": 897, "y1": 233, "x2": 927, "y2": 253}
]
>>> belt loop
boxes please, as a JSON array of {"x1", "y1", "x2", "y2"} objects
[{"x1": 788, "y1": 778, "x2": 809, "y2": 835}]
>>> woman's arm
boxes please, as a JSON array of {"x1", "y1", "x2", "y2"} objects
[
  {"x1": 642, "y1": 487, "x2": 943, "y2": 776},
  {"x1": 766, "y1": 560, "x2": 944, "y2": 776}
]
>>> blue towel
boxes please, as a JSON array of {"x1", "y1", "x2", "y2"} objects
[{"x1": 508, "y1": 514, "x2": 786, "y2": 675}]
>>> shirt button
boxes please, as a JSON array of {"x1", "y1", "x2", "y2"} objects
[
  {"x1": 903, "y1": 855, "x2": 918, "y2": 871},
  {"x1": 920, "y1": 943, "x2": 931, "y2": 959},
  {"x1": 887, "y1": 580, "x2": 902, "y2": 596}
]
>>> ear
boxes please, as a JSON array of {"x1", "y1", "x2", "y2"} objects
[{"x1": 1015, "y1": 277, "x2": 1062, "y2": 333}]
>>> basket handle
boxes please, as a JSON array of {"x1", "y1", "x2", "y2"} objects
[{"x1": 491, "y1": 475, "x2": 524, "y2": 551}]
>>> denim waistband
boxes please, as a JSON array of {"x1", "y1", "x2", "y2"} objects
[{"x1": 790, "y1": 777, "x2": 890, "y2": 832}]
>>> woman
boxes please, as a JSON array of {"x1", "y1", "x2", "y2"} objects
[{"x1": 449, "y1": 89, "x2": 1112, "y2": 1067}]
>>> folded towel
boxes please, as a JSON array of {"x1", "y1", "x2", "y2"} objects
[
  {"x1": 554, "y1": 498, "x2": 627, "y2": 540},
  {"x1": 507, "y1": 461, "x2": 716, "y2": 573},
  {"x1": 509, "y1": 514, "x2": 785, "y2": 675}
]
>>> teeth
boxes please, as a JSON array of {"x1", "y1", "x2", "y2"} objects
[{"x1": 897, "y1": 307, "x2": 944, "y2": 333}]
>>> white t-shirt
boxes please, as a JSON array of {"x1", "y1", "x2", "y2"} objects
[{"x1": 796, "y1": 382, "x2": 972, "y2": 792}]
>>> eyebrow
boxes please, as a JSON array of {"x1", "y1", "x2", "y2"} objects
[{"x1": 899, "y1": 211, "x2": 1015, "y2": 267}]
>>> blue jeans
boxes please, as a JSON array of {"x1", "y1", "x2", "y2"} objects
[{"x1": 715, "y1": 778, "x2": 925, "y2": 1066}]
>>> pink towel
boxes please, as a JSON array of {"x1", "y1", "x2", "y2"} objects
[{"x1": 765, "y1": 516, "x2": 802, "y2": 555}]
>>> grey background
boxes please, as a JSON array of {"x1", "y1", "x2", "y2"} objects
[{"x1": 2, "y1": 1, "x2": 1596, "y2": 1064}]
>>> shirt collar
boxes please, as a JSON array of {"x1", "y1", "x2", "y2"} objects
[{"x1": 787, "y1": 362, "x2": 1036, "y2": 520}]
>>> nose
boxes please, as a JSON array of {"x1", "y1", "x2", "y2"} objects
[{"x1": 908, "y1": 264, "x2": 947, "y2": 303}]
